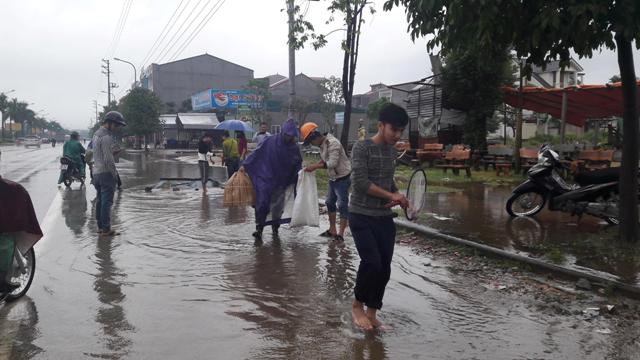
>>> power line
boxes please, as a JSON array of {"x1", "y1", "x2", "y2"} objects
[
  {"x1": 105, "y1": 0, "x2": 128, "y2": 56},
  {"x1": 139, "y1": 0, "x2": 188, "y2": 69},
  {"x1": 111, "y1": 0, "x2": 134, "y2": 56},
  {"x1": 155, "y1": 0, "x2": 207, "y2": 63},
  {"x1": 105, "y1": 0, "x2": 133, "y2": 57},
  {"x1": 169, "y1": 0, "x2": 226, "y2": 61}
]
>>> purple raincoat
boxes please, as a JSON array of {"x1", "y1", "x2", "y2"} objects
[{"x1": 243, "y1": 119, "x2": 302, "y2": 226}]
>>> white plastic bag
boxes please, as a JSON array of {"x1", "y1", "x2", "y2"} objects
[{"x1": 290, "y1": 170, "x2": 320, "y2": 227}]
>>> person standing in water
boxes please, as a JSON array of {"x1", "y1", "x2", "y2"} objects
[
  {"x1": 349, "y1": 103, "x2": 409, "y2": 331},
  {"x1": 240, "y1": 119, "x2": 302, "y2": 241},
  {"x1": 197, "y1": 133, "x2": 213, "y2": 194}
]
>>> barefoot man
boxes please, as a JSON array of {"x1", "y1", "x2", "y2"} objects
[{"x1": 349, "y1": 103, "x2": 409, "y2": 330}]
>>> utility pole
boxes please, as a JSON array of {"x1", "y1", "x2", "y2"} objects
[
  {"x1": 102, "y1": 59, "x2": 112, "y2": 105},
  {"x1": 286, "y1": 0, "x2": 296, "y2": 120},
  {"x1": 93, "y1": 100, "x2": 98, "y2": 125}
]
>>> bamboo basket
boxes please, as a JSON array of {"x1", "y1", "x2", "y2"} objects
[{"x1": 223, "y1": 171, "x2": 255, "y2": 207}]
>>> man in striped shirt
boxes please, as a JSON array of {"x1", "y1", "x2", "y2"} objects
[
  {"x1": 349, "y1": 103, "x2": 409, "y2": 331},
  {"x1": 92, "y1": 111, "x2": 126, "y2": 237}
]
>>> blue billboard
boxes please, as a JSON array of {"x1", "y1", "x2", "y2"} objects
[{"x1": 191, "y1": 89, "x2": 262, "y2": 111}]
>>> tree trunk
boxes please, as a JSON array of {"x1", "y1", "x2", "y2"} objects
[
  {"x1": 514, "y1": 62, "x2": 524, "y2": 173},
  {"x1": 340, "y1": 2, "x2": 354, "y2": 150},
  {"x1": 615, "y1": 33, "x2": 638, "y2": 242}
]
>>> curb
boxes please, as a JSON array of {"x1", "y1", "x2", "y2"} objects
[{"x1": 394, "y1": 219, "x2": 640, "y2": 297}]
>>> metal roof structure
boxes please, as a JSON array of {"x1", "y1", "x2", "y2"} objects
[
  {"x1": 160, "y1": 114, "x2": 178, "y2": 129},
  {"x1": 176, "y1": 113, "x2": 220, "y2": 130}
]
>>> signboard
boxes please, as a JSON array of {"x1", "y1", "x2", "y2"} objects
[
  {"x1": 191, "y1": 89, "x2": 262, "y2": 111},
  {"x1": 335, "y1": 112, "x2": 344, "y2": 125},
  {"x1": 192, "y1": 90, "x2": 212, "y2": 111}
]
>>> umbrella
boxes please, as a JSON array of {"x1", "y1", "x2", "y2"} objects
[{"x1": 215, "y1": 119, "x2": 255, "y2": 133}]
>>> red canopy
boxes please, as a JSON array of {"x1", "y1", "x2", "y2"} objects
[{"x1": 502, "y1": 81, "x2": 640, "y2": 127}]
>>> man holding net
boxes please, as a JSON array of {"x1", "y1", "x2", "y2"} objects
[{"x1": 349, "y1": 103, "x2": 409, "y2": 331}]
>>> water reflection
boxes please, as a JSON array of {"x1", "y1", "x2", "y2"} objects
[
  {"x1": 61, "y1": 187, "x2": 88, "y2": 236},
  {"x1": 351, "y1": 333, "x2": 388, "y2": 360},
  {"x1": 325, "y1": 241, "x2": 355, "y2": 300},
  {"x1": 92, "y1": 236, "x2": 134, "y2": 359},
  {"x1": 422, "y1": 183, "x2": 640, "y2": 284},
  {"x1": 0, "y1": 297, "x2": 42, "y2": 359}
]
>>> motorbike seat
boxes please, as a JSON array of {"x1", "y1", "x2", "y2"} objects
[{"x1": 574, "y1": 167, "x2": 619, "y2": 187}]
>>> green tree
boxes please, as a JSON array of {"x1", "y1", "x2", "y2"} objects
[
  {"x1": 319, "y1": 76, "x2": 344, "y2": 131},
  {"x1": 243, "y1": 78, "x2": 271, "y2": 125},
  {"x1": 178, "y1": 99, "x2": 192, "y2": 113},
  {"x1": 118, "y1": 88, "x2": 163, "y2": 148},
  {"x1": 293, "y1": 0, "x2": 375, "y2": 149},
  {"x1": 366, "y1": 97, "x2": 390, "y2": 122},
  {"x1": 441, "y1": 48, "x2": 513, "y2": 150},
  {"x1": 0, "y1": 93, "x2": 8, "y2": 140},
  {"x1": 6, "y1": 99, "x2": 34, "y2": 136},
  {"x1": 385, "y1": 0, "x2": 640, "y2": 241}
]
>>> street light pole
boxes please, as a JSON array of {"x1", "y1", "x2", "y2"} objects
[
  {"x1": 114, "y1": 57, "x2": 138, "y2": 88},
  {"x1": 286, "y1": 0, "x2": 296, "y2": 120}
]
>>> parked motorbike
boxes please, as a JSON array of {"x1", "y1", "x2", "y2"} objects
[
  {"x1": 60, "y1": 155, "x2": 86, "y2": 188},
  {"x1": 506, "y1": 145, "x2": 621, "y2": 225}
]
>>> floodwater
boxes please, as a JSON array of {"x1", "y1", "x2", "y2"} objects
[
  {"x1": 418, "y1": 182, "x2": 640, "y2": 285},
  {"x1": 0, "y1": 148, "x2": 636, "y2": 359}
]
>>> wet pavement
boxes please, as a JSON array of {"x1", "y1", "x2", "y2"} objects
[
  {"x1": 418, "y1": 183, "x2": 640, "y2": 285},
  {"x1": 1, "y1": 147, "x2": 639, "y2": 359}
]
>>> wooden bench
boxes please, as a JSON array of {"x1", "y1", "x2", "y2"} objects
[
  {"x1": 480, "y1": 145, "x2": 513, "y2": 171},
  {"x1": 416, "y1": 143, "x2": 444, "y2": 167},
  {"x1": 436, "y1": 149, "x2": 471, "y2": 177},
  {"x1": 519, "y1": 148, "x2": 539, "y2": 174},
  {"x1": 573, "y1": 150, "x2": 614, "y2": 172}
]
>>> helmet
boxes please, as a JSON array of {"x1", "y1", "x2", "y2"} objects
[
  {"x1": 300, "y1": 122, "x2": 319, "y2": 144},
  {"x1": 103, "y1": 111, "x2": 127, "y2": 126}
]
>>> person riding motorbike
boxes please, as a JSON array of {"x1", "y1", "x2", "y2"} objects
[{"x1": 58, "y1": 131, "x2": 86, "y2": 184}]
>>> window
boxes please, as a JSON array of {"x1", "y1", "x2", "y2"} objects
[
  {"x1": 379, "y1": 89, "x2": 392, "y2": 100},
  {"x1": 271, "y1": 125, "x2": 281, "y2": 134}
]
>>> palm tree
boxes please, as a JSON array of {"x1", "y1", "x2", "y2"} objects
[
  {"x1": 6, "y1": 99, "x2": 34, "y2": 137},
  {"x1": 0, "y1": 93, "x2": 8, "y2": 140}
]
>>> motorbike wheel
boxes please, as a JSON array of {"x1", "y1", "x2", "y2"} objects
[
  {"x1": 6, "y1": 248, "x2": 36, "y2": 302},
  {"x1": 604, "y1": 217, "x2": 620, "y2": 225},
  {"x1": 506, "y1": 191, "x2": 546, "y2": 217},
  {"x1": 63, "y1": 177, "x2": 72, "y2": 188}
]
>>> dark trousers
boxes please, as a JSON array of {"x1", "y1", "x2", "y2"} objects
[
  {"x1": 226, "y1": 157, "x2": 239, "y2": 179},
  {"x1": 349, "y1": 213, "x2": 396, "y2": 310},
  {"x1": 93, "y1": 172, "x2": 116, "y2": 231},
  {"x1": 199, "y1": 160, "x2": 209, "y2": 187}
]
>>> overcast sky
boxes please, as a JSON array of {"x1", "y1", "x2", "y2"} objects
[{"x1": 1, "y1": 0, "x2": 639, "y2": 130}]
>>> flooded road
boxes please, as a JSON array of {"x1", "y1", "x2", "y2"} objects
[
  {"x1": 1, "y1": 147, "x2": 638, "y2": 359},
  {"x1": 419, "y1": 183, "x2": 640, "y2": 284}
]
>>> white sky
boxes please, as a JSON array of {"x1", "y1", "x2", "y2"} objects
[{"x1": 1, "y1": 0, "x2": 638, "y2": 130}]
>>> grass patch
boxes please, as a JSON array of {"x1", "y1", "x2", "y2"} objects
[{"x1": 303, "y1": 155, "x2": 523, "y2": 196}]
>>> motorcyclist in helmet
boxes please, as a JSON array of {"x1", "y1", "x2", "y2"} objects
[
  {"x1": 92, "y1": 111, "x2": 126, "y2": 236},
  {"x1": 57, "y1": 131, "x2": 86, "y2": 184}
]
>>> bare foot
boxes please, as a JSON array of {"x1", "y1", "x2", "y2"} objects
[
  {"x1": 366, "y1": 308, "x2": 391, "y2": 330},
  {"x1": 352, "y1": 302, "x2": 373, "y2": 331}
]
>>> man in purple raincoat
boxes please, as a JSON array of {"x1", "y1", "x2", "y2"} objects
[{"x1": 240, "y1": 119, "x2": 302, "y2": 241}]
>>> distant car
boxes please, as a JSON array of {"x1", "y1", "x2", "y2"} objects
[
  {"x1": 23, "y1": 136, "x2": 42, "y2": 148},
  {"x1": 41, "y1": 138, "x2": 50, "y2": 144},
  {"x1": 15, "y1": 137, "x2": 25, "y2": 146}
]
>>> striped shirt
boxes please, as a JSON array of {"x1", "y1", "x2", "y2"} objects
[
  {"x1": 92, "y1": 127, "x2": 117, "y2": 178},
  {"x1": 349, "y1": 140, "x2": 398, "y2": 217}
]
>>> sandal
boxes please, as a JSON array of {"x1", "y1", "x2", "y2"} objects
[
  {"x1": 334, "y1": 235, "x2": 345, "y2": 242},
  {"x1": 319, "y1": 229, "x2": 335, "y2": 238}
]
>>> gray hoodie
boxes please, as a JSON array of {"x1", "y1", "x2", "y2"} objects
[{"x1": 92, "y1": 127, "x2": 117, "y2": 178}]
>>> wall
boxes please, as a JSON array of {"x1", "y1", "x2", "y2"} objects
[{"x1": 146, "y1": 55, "x2": 254, "y2": 106}]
